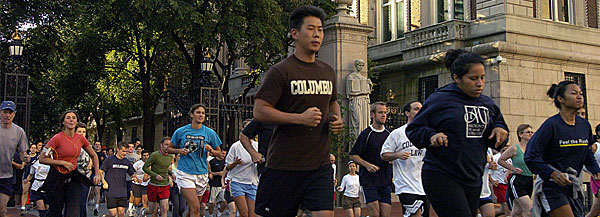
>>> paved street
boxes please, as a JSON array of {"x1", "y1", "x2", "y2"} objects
[{"x1": 6, "y1": 202, "x2": 406, "y2": 217}]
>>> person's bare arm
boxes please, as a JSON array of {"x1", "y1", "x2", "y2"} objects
[
  {"x1": 166, "y1": 142, "x2": 189, "y2": 155},
  {"x1": 498, "y1": 145, "x2": 521, "y2": 173},
  {"x1": 349, "y1": 155, "x2": 379, "y2": 173},
  {"x1": 239, "y1": 133, "x2": 263, "y2": 164},
  {"x1": 39, "y1": 145, "x2": 74, "y2": 170},
  {"x1": 381, "y1": 152, "x2": 410, "y2": 161},
  {"x1": 329, "y1": 101, "x2": 343, "y2": 134},
  {"x1": 253, "y1": 99, "x2": 322, "y2": 127},
  {"x1": 84, "y1": 145, "x2": 100, "y2": 177}
]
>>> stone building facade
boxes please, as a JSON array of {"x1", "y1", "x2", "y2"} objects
[{"x1": 362, "y1": 0, "x2": 600, "y2": 143}]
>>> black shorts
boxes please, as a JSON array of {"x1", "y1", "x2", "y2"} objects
[
  {"x1": 539, "y1": 184, "x2": 584, "y2": 216},
  {"x1": 255, "y1": 165, "x2": 334, "y2": 217},
  {"x1": 479, "y1": 196, "x2": 493, "y2": 207},
  {"x1": 398, "y1": 193, "x2": 429, "y2": 217},
  {"x1": 132, "y1": 184, "x2": 147, "y2": 198},
  {"x1": 507, "y1": 174, "x2": 533, "y2": 201},
  {"x1": 363, "y1": 185, "x2": 392, "y2": 204},
  {"x1": 107, "y1": 197, "x2": 128, "y2": 209},
  {"x1": 0, "y1": 177, "x2": 14, "y2": 196},
  {"x1": 224, "y1": 189, "x2": 234, "y2": 204},
  {"x1": 29, "y1": 189, "x2": 47, "y2": 202}
]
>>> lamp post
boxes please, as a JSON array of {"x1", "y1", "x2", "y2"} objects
[
  {"x1": 164, "y1": 50, "x2": 217, "y2": 136},
  {"x1": 2, "y1": 30, "x2": 30, "y2": 134}
]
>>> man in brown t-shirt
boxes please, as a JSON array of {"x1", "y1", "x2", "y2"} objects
[{"x1": 253, "y1": 5, "x2": 343, "y2": 217}]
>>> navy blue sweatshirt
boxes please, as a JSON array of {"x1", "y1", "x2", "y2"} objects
[
  {"x1": 524, "y1": 114, "x2": 600, "y2": 183},
  {"x1": 406, "y1": 83, "x2": 508, "y2": 187}
]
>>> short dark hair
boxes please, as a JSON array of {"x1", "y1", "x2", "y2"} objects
[
  {"x1": 546, "y1": 80, "x2": 578, "y2": 109},
  {"x1": 444, "y1": 49, "x2": 485, "y2": 79},
  {"x1": 402, "y1": 101, "x2": 420, "y2": 116},
  {"x1": 188, "y1": 104, "x2": 207, "y2": 116},
  {"x1": 117, "y1": 141, "x2": 129, "y2": 149},
  {"x1": 141, "y1": 150, "x2": 150, "y2": 155},
  {"x1": 160, "y1": 136, "x2": 171, "y2": 144},
  {"x1": 76, "y1": 123, "x2": 86, "y2": 129},
  {"x1": 289, "y1": 5, "x2": 326, "y2": 31},
  {"x1": 516, "y1": 124, "x2": 532, "y2": 142}
]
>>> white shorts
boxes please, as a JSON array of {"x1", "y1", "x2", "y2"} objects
[
  {"x1": 209, "y1": 186, "x2": 225, "y2": 203},
  {"x1": 175, "y1": 170, "x2": 209, "y2": 196}
]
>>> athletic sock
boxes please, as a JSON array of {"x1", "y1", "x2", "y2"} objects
[{"x1": 95, "y1": 204, "x2": 99, "y2": 209}]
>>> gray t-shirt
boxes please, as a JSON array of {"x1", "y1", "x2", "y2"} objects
[
  {"x1": 0, "y1": 124, "x2": 28, "y2": 179},
  {"x1": 125, "y1": 153, "x2": 140, "y2": 181}
]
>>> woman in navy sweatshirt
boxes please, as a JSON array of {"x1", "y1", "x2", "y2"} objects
[
  {"x1": 406, "y1": 49, "x2": 509, "y2": 217},
  {"x1": 524, "y1": 81, "x2": 600, "y2": 217}
]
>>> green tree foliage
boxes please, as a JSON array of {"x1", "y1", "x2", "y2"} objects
[{"x1": 2, "y1": 0, "x2": 337, "y2": 147}]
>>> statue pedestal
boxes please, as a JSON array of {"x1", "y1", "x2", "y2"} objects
[{"x1": 319, "y1": 13, "x2": 374, "y2": 139}]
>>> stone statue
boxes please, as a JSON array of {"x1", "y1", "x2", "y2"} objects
[{"x1": 346, "y1": 59, "x2": 372, "y2": 137}]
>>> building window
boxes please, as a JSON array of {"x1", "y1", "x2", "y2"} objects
[
  {"x1": 131, "y1": 127, "x2": 138, "y2": 142},
  {"x1": 541, "y1": 0, "x2": 574, "y2": 23},
  {"x1": 410, "y1": 0, "x2": 422, "y2": 29},
  {"x1": 435, "y1": 0, "x2": 464, "y2": 22},
  {"x1": 418, "y1": 75, "x2": 438, "y2": 102},
  {"x1": 380, "y1": 0, "x2": 411, "y2": 42},
  {"x1": 564, "y1": 72, "x2": 587, "y2": 118},
  {"x1": 382, "y1": 1, "x2": 393, "y2": 41}
]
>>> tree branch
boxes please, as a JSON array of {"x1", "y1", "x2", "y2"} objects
[{"x1": 171, "y1": 31, "x2": 194, "y2": 68}]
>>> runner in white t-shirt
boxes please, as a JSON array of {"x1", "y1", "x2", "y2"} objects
[
  {"x1": 490, "y1": 145, "x2": 511, "y2": 216},
  {"x1": 337, "y1": 161, "x2": 361, "y2": 217},
  {"x1": 132, "y1": 150, "x2": 151, "y2": 214},
  {"x1": 381, "y1": 101, "x2": 432, "y2": 217},
  {"x1": 478, "y1": 148, "x2": 495, "y2": 217}
]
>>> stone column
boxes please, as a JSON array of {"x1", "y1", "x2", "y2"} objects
[{"x1": 319, "y1": 0, "x2": 374, "y2": 140}]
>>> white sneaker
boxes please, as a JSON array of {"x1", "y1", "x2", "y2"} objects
[{"x1": 127, "y1": 208, "x2": 136, "y2": 217}]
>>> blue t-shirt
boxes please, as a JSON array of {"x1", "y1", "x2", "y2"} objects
[{"x1": 172, "y1": 124, "x2": 222, "y2": 175}]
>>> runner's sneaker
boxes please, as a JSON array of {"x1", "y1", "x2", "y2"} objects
[
  {"x1": 127, "y1": 207, "x2": 136, "y2": 217},
  {"x1": 93, "y1": 208, "x2": 99, "y2": 216}
]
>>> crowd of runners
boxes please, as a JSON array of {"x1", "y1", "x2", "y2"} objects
[{"x1": 0, "y1": 4, "x2": 598, "y2": 217}]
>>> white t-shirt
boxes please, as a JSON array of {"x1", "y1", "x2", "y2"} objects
[
  {"x1": 133, "y1": 160, "x2": 149, "y2": 186},
  {"x1": 380, "y1": 124, "x2": 425, "y2": 195},
  {"x1": 595, "y1": 142, "x2": 600, "y2": 166},
  {"x1": 338, "y1": 174, "x2": 360, "y2": 197},
  {"x1": 226, "y1": 140, "x2": 259, "y2": 185},
  {"x1": 332, "y1": 164, "x2": 336, "y2": 180},
  {"x1": 490, "y1": 153, "x2": 510, "y2": 184},
  {"x1": 30, "y1": 160, "x2": 50, "y2": 191},
  {"x1": 480, "y1": 148, "x2": 493, "y2": 198}
]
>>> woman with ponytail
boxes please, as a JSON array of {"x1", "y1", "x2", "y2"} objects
[
  {"x1": 524, "y1": 81, "x2": 600, "y2": 217},
  {"x1": 39, "y1": 111, "x2": 101, "y2": 217},
  {"x1": 406, "y1": 49, "x2": 509, "y2": 217}
]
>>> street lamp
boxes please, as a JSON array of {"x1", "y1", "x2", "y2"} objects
[
  {"x1": 2, "y1": 30, "x2": 30, "y2": 134},
  {"x1": 200, "y1": 52, "x2": 214, "y2": 73},
  {"x1": 8, "y1": 32, "x2": 23, "y2": 57}
]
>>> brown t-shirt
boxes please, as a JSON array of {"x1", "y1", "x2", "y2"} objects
[{"x1": 256, "y1": 55, "x2": 337, "y2": 171}]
